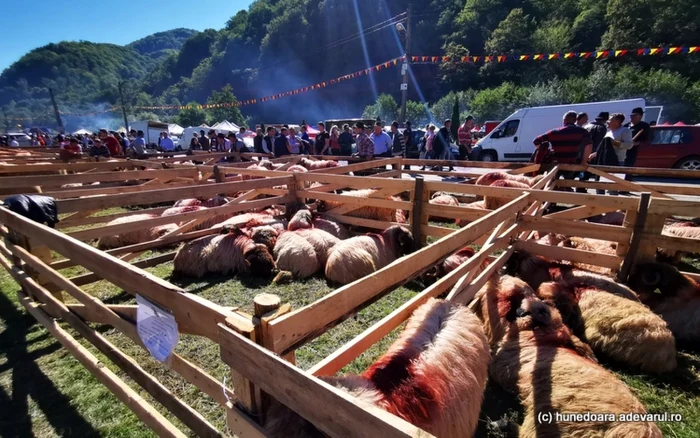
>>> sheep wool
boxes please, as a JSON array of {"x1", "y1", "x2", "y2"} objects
[
  {"x1": 325, "y1": 226, "x2": 414, "y2": 284},
  {"x1": 300, "y1": 158, "x2": 339, "y2": 170},
  {"x1": 475, "y1": 171, "x2": 542, "y2": 187},
  {"x1": 629, "y1": 262, "x2": 700, "y2": 345},
  {"x1": 318, "y1": 189, "x2": 407, "y2": 223},
  {"x1": 312, "y1": 217, "x2": 350, "y2": 240},
  {"x1": 538, "y1": 281, "x2": 677, "y2": 373},
  {"x1": 295, "y1": 228, "x2": 340, "y2": 268},
  {"x1": 265, "y1": 299, "x2": 489, "y2": 438},
  {"x1": 428, "y1": 194, "x2": 461, "y2": 224},
  {"x1": 288, "y1": 209, "x2": 313, "y2": 231},
  {"x1": 96, "y1": 214, "x2": 178, "y2": 250},
  {"x1": 274, "y1": 231, "x2": 319, "y2": 279},
  {"x1": 489, "y1": 286, "x2": 662, "y2": 438},
  {"x1": 484, "y1": 179, "x2": 530, "y2": 210}
]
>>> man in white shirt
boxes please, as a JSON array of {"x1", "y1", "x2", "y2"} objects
[
  {"x1": 160, "y1": 132, "x2": 175, "y2": 151},
  {"x1": 9, "y1": 136, "x2": 19, "y2": 147},
  {"x1": 370, "y1": 121, "x2": 393, "y2": 158}
]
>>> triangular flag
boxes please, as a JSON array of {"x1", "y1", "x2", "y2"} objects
[
  {"x1": 690, "y1": 46, "x2": 699, "y2": 53},
  {"x1": 519, "y1": 54, "x2": 530, "y2": 61},
  {"x1": 668, "y1": 47, "x2": 681, "y2": 55},
  {"x1": 615, "y1": 49, "x2": 628, "y2": 57},
  {"x1": 649, "y1": 47, "x2": 662, "y2": 55}
]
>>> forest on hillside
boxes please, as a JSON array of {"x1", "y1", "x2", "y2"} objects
[{"x1": 2, "y1": 0, "x2": 700, "y2": 130}]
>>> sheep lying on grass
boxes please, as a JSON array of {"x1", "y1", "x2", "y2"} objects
[
  {"x1": 537, "y1": 281, "x2": 676, "y2": 373},
  {"x1": 300, "y1": 157, "x2": 339, "y2": 170},
  {"x1": 172, "y1": 227, "x2": 275, "y2": 278},
  {"x1": 266, "y1": 298, "x2": 490, "y2": 438},
  {"x1": 483, "y1": 276, "x2": 662, "y2": 437},
  {"x1": 273, "y1": 228, "x2": 341, "y2": 283},
  {"x1": 325, "y1": 226, "x2": 415, "y2": 285},
  {"x1": 475, "y1": 171, "x2": 543, "y2": 187},
  {"x1": 96, "y1": 214, "x2": 178, "y2": 250},
  {"x1": 629, "y1": 262, "x2": 700, "y2": 345}
]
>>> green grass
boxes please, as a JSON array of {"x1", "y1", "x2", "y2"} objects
[{"x1": 1, "y1": 237, "x2": 699, "y2": 437}]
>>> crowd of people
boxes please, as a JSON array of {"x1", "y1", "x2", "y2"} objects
[{"x1": 532, "y1": 107, "x2": 650, "y2": 194}]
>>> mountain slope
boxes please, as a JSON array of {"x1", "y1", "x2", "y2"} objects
[{"x1": 128, "y1": 28, "x2": 198, "y2": 59}]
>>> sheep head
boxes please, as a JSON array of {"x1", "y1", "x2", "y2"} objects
[
  {"x1": 628, "y1": 262, "x2": 693, "y2": 306},
  {"x1": 251, "y1": 226, "x2": 279, "y2": 251},
  {"x1": 288, "y1": 209, "x2": 313, "y2": 231},
  {"x1": 536, "y1": 282, "x2": 585, "y2": 336},
  {"x1": 383, "y1": 226, "x2": 415, "y2": 256},
  {"x1": 244, "y1": 244, "x2": 276, "y2": 277}
]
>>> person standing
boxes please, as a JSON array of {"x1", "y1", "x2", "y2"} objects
[
  {"x1": 100, "y1": 129, "x2": 122, "y2": 156},
  {"x1": 189, "y1": 132, "x2": 201, "y2": 150},
  {"x1": 584, "y1": 112, "x2": 609, "y2": 193},
  {"x1": 314, "y1": 122, "x2": 330, "y2": 156},
  {"x1": 60, "y1": 137, "x2": 83, "y2": 160},
  {"x1": 325, "y1": 125, "x2": 341, "y2": 155},
  {"x1": 588, "y1": 113, "x2": 633, "y2": 167},
  {"x1": 576, "y1": 112, "x2": 589, "y2": 128},
  {"x1": 389, "y1": 121, "x2": 406, "y2": 157},
  {"x1": 433, "y1": 120, "x2": 454, "y2": 171},
  {"x1": 533, "y1": 111, "x2": 592, "y2": 188},
  {"x1": 287, "y1": 127, "x2": 301, "y2": 154},
  {"x1": 370, "y1": 122, "x2": 392, "y2": 158},
  {"x1": 254, "y1": 128, "x2": 264, "y2": 153},
  {"x1": 353, "y1": 122, "x2": 374, "y2": 159},
  {"x1": 274, "y1": 127, "x2": 292, "y2": 157},
  {"x1": 263, "y1": 127, "x2": 275, "y2": 155},
  {"x1": 457, "y1": 116, "x2": 475, "y2": 160},
  {"x1": 339, "y1": 124, "x2": 354, "y2": 156},
  {"x1": 131, "y1": 130, "x2": 147, "y2": 157},
  {"x1": 160, "y1": 131, "x2": 175, "y2": 152},
  {"x1": 9, "y1": 136, "x2": 19, "y2": 147},
  {"x1": 199, "y1": 130, "x2": 210, "y2": 151},
  {"x1": 626, "y1": 107, "x2": 649, "y2": 168}
]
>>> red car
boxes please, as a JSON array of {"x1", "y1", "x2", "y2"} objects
[{"x1": 634, "y1": 125, "x2": 700, "y2": 170}]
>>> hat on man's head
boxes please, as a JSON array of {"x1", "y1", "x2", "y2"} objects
[
  {"x1": 444, "y1": 119, "x2": 452, "y2": 124},
  {"x1": 405, "y1": 121, "x2": 411, "y2": 126},
  {"x1": 631, "y1": 107, "x2": 644, "y2": 116},
  {"x1": 354, "y1": 121, "x2": 365, "y2": 130},
  {"x1": 595, "y1": 112, "x2": 610, "y2": 121}
]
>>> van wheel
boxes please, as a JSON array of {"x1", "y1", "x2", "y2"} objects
[
  {"x1": 674, "y1": 156, "x2": 700, "y2": 170},
  {"x1": 480, "y1": 150, "x2": 498, "y2": 162}
]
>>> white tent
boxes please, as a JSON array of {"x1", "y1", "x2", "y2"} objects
[
  {"x1": 211, "y1": 120, "x2": 240, "y2": 132},
  {"x1": 73, "y1": 129, "x2": 92, "y2": 136},
  {"x1": 168, "y1": 123, "x2": 185, "y2": 136}
]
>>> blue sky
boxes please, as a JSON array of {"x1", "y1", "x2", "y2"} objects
[{"x1": 0, "y1": 0, "x2": 252, "y2": 72}]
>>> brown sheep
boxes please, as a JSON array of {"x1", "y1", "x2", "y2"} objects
[
  {"x1": 257, "y1": 160, "x2": 275, "y2": 170},
  {"x1": 483, "y1": 179, "x2": 530, "y2": 210},
  {"x1": 285, "y1": 164, "x2": 308, "y2": 173},
  {"x1": 161, "y1": 205, "x2": 232, "y2": 230},
  {"x1": 558, "y1": 236, "x2": 617, "y2": 275},
  {"x1": 428, "y1": 194, "x2": 461, "y2": 224},
  {"x1": 214, "y1": 212, "x2": 287, "y2": 233},
  {"x1": 300, "y1": 157, "x2": 339, "y2": 170},
  {"x1": 312, "y1": 217, "x2": 350, "y2": 240},
  {"x1": 628, "y1": 262, "x2": 700, "y2": 345},
  {"x1": 273, "y1": 231, "x2": 319, "y2": 280},
  {"x1": 506, "y1": 251, "x2": 640, "y2": 300},
  {"x1": 96, "y1": 214, "x2": 178, "y2": 249},
  {"x1": 586, "y1": 211, "x2": 625, "y2": 226},
  {"x1": 325, "y1": 226, "x2": 414, "y2": 285},
  {"x1": 173, "y1": 195, "x2": 228, "y2": 208},
  {"x1": 173, "y1": 228, "x2": 275, "y2": 278},
  {"x1": 318, "y1": 189, "x2": 406, "y2": 224},
  {"x1": 248, "y1": 225, "x2": 279, "y2": 251},
  {"x1": 242, "y1": 163, "x2": 267, "y2": 180},
  {"x1": 266, "y1": 299, "x2": 489, "y2": 438},
  {"x1": 295, "y1": 228, "x2": 340, "y2": 268},
  {"x1": 475, "y1": 171, "x2": 542, "y2": 187},
  {"x1": 485, "y1": 279, "x2": 662, "y2": 437},
  {"x1": 537, "y1": 281, "x2": 676, "y2": 373}
]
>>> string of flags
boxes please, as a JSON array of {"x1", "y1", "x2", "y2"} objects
[{"x1": 8, "y1": 45, "x2": 699, "y2": 120}]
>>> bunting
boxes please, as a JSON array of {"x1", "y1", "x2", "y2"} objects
[{"x1": 20, "y1": 45, "x2": 699, "y2": 119}]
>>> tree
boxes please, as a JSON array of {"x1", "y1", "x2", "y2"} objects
[
  {"x1": 484, "y1": 9, "x2": 533, "y2": 55},
  {"x1": 206, "y1": 85, "x2": 245, "y2": 126},
  {"x1": 177, "y1": 102, "x2": 207, "y2": 127},
  {"x1": 404, "y1": 101, "x2": 430, "y2": 126},
  {"x1": 362, "y1": 94, "x2": 399, "y2": 123},
  {"x1": 450, "y1": 95, "x2": 460, "y2": 139}
]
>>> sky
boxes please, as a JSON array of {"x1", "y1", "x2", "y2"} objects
[{"x1": 0, "y1": 0, "x2": 252, "y2": 72}]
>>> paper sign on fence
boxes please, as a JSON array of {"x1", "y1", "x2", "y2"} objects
[{"x1": 136, "y1": 295, "x2": 179, "y2": 362}]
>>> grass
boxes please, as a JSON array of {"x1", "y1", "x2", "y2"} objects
[{"x1": 1, "y1": 227, "x2": 699, "y2": 437}]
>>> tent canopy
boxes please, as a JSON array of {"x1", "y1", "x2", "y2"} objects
[
  {"x1": 211, "y1": 120, "x2": 240, "y2": 132},
  {"x1": 168, "y1": 123, "x2": 185, "y2": 135},
  {"x1": 73, "y1": 129, "x2": 92, "y2": 136}
]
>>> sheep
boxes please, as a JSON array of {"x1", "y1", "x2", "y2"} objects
[
  {"x1": 96, "y1": 214, "x2": 178, "y2": 250},
  {"x1": 475, "y1": 171, "x2": 543, "y2": 187},
  {"x1": 295, "y1": 229, "x2": 340, "y2": 268},
  {"x1": 325, "y1": 226, "x2": 414, "y2": 285},
  {"x1": 318, "y1": 189, "x2": 406, "y2": 223},
  {"x1": 215, "y1": 212, "x2": 287, "y2": 233},
  {"x1": 285, "y1": 164, "x2": 308, "y2": 173},
  {"x1": 537, "y1": 281, "x2": 676, "y2": 373},
  {"x1": 257, "y1": 160, "x2": 275, "y2": 170},
  {"x1": 428, "y1": 194, "x2": 461, "y2": 224},
  {"x1": 300, "y1": 157, "x2": 339, "y2": 170},
  {"x1": 312, "y1": 217, "x2": 350, "y2": 240},
  {"x1": 265, "y1": 298, "x2": 490, "y2": 438},
  {"x1": 161, "y1": 205, "x2": 233, "y2": 230},
  {"x1": 483, "y1": 179, "x2": 530, "y2": 210},
  {"x1": 628, "y1": 262, "x2": 700, "y2": 345},
  {"x1": 506, "y1": 251, "x2": 640, "y2": 300},
  {"x1": 288, "y1": 209, "x2": 313, "y2": 231},
  {"x1": 486, "y1": 280, "x2": 662, "y2": 437},
  {"x1": 273, "y1": 231, "x2": 319, "y2": 280},
  {"x1": 173, "y1": 195, "x2": 228, "y2": 208},
  {"x1": 242, "y1": 163, "x2": 267, "y2": 180},
  {"x1": 557, "y1": 236, "x2": 617, "y2": 275},
  {"x1": 173, "y1": 228, "x2": 275, "y2": 278},
  {"x1": 586, "y1": 211, "x2": 625, "y2": 226},
  {"x1": 248, "y1": 225, "x2": 279, "y2": 251}
]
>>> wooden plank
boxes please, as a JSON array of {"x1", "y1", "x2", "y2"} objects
[
  {"x1": 411, "y1": 176, "x2": 424, "y2": 247},
  {"x1": 450, "y1": 246, "x2": 515, "y2": 306},
  {"x1": 646, "y1": 234, "x2": 700, "y2": 254},
  {"x1": 56, "y1": 176, "x2": 294, "y2": 212},
  {"x1": 225, "y1": 402, "x2": 267, "y2": 438},
  {"x1": 420, "y1": 225, "x2": 455, "y2": 238},
  {"x1": 295, "y1": 172, "x2": 414, "y2": 191},
  {"x1": 514, "y1": 240, "x2": 622, "y2": 269},
  {"x1": 297, "y1": 190, "x2": 411, "y2": 210},
  {"x1": 559, "y1": 163, "x2": 700, "y2": 179},
  {"x1": 423, "y1": 204, "x2": 490, "y2": 221},
  {"x1": 0, "y1": 161, "x2": 134, "y2": 174},
  {"x1": 58, "y1": 206, "x2": 172, "y2": 229},
  {"x1": 527, "y1": 189, "x2": 639, "y2": 209},
  {"x1": 519, "y1": 216, "x2": 632, "y2": 242},
  {"x1": 69, "y1": 252, "x2": 176, "y2": 287},
  {"x1": 508, "y1": 163, "x2": 541, "y2": 175},
  {"x1": 218, "y1": 324, "x2": 429, "y2": 438},
  {"x1": 1, "y1": 168, "x2": 199, "y2": 188},
  {"x1": 557, "y1": 179, "x2": 700, "y2": 196},
  {"x1": 308, "y1": 158, "x2": 400, "y2": 175},
  {"x1": 0, "y1": 208, "x2": 238, "y2": 342},
  {"x1": 585, "y1": 166, "x2": 671, "y2": 199},
  {"x1": 44, "y1": 180, "x2": 198, "y2": 200},
  {"x1": 267, "y1": 194, "x2": 531, "y2": 354},
  {"x1": 322, "y1": 186, "x2": 408, "y2": 218},
  {"x1": 402, "y1": 158, "x2": 522, "y2": 169},
  {"x1": 16, "y1": 292, "x2": 187, "y2": 438},
  {"x1": 1, "y1": 239, "x2": 240, "y2": 406},
  {"x1": 647, "y1": 198, "x2": 700, "y2": 218},
  {"x1": 309, "y1": 229, "x2": 514, "y2": 377},
  {"x1": 68, "y1": 195, "x2": 291, "y2": 241},
  {"x1": 616, "y1": 207, "x2": 638, "y2": 257},
  {"x1": 545, "y1": 205, "x2": 620, "y2": 221}
]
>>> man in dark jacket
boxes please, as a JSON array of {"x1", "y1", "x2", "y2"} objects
[
  {"x1": 390, "y1": 121, "x2": 406, "y2": 156},
  {"x1": 338, "y1": 124, "x2": 354, "y2": 156},
  {"x1": 433, "y1": 120, "x2": 454, "y2": 171},
  {"x1": 584, "y1": 112, "x2": 609, "y2": 192},
  {"x1": 274, "y1": 127, "x2": 291, "y2": 157},
  {"x1": 199, "y1": 130, "x2": 210, "y2": 151},
  {"x1": 263, "y1": 127, "x2": 276, "y2": 156}
]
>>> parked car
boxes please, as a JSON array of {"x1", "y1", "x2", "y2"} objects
[
  {"x1": 3, "y1": 132, "x2": 33, "y2": 146},
  {"x1": 635, "y1": 125, "x2": 700, "y2": 170}
]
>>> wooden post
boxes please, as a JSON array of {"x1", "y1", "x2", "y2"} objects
[
  {"x1": 224, "y1": 317, "x2": 261, "y2": 420},
  {"x1": 618, "y1": 193, "x2": 651, "y2": 283},
  {"x1": 213, "y1": 165, "x2": 225, "y2": 183},
  {"x1": 411, "y1": 176, "x2": 424, "y2": 250}
]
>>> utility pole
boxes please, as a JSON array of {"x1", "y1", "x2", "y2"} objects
[
  {"x1": 118, "y1": 81, "x2": 130, "y2": 132},
  {"x1": 399, "y1": 4, "x2": 412, "y2": 124},
  {"x1": 49, "y1": 88, "x2": 65, "y2": 134},
  {"x1": 2, "y1": 109, "x2": 10, "y2": 133}
]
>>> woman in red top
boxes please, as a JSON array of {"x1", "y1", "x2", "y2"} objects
[
  {"x1": 100, "y1": 129, "x2": 122, "y2": 156},
  {"x1": 60, "y1": 138, "x2": 83, "y2": 160},
  {"x1": 326, "y1": 125, "x2": 341, "y2": 155}
]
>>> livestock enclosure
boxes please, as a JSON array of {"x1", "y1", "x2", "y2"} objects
[{"x1": 1, "y1": 158, "x2": 699, "y2": 437}]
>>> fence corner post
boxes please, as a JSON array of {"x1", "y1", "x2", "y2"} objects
[{"x1": 411, "y1": 175, "x2": 425, "y2": 250}]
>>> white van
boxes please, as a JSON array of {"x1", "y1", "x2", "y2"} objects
[
  {"x1": 129, "y1": 121, "x2": 170, "y2": 148},
  {"x1": 472, "y1": 98, "x2": 646, "y2": 162}
]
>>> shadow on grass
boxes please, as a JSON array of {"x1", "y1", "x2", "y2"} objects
[
  {"x1": 606, "y1": 349, "x2": 700, "y2": 397},
  {"x1": 0, "y1": 291, "x2": 101, "y2": 438},
  {"x1": 475, "y1": 379, "x2": 523, "y2": 438}
]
